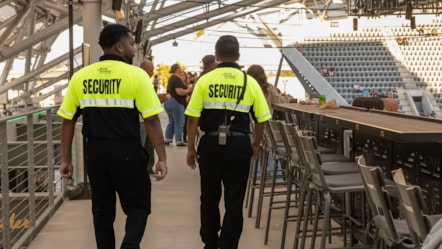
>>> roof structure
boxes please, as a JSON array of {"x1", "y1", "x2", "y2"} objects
[{"x1": 0, "y1": 0, "x2": 440, "y2": 107}]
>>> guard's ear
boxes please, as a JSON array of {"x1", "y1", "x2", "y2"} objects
[{"x1": 115, "y1": 41, "x2": 124, "y2": 54}]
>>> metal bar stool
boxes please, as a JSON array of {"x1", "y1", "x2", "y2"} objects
[
  {"x1": 357, "y1": 156, "x2": 414, "y2": 249},
  {"x1": 393, "y1": 169, "x2": 442, "y2": 247},
  {"x1": 281, "y1": 125, "x2": 362, "y2": 249},
  {"x1": 255, "y1": 121, "x2": 286, "y2": 230},
  {"x1": 245, "y1": 121, "x2": 267, "y2": 218},
  {"x1": 295, "y1": 133, "x2": 366, "y2": 249}
]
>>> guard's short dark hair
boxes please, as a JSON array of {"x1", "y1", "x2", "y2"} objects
[
  {"x1": 215, "y1": 35, "x2": 239, "y2": 59},
  {"x1": 99, "y1": 23, "x2": 131, "y2": 48}
]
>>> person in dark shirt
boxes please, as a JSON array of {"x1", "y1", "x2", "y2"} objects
[{"x1": 163, "y1": 63, "x2": 193, "y2": 146}]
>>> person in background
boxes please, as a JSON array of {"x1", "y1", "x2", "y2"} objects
[
  {"x1": 153, "y1": 75, "x2": 159, "y2": 93},
  {"x1": 186, "y1": 35, "x2": 271, "y2": 249},
  {"x1": 181, "y1": 71, "x2": 190, "y2": 143},
  {"x1": 57, "y1": 23, "x2": 167, "y2": 249},
  {"x1": 188, "y1": 71, "x2": 197, "y2": 84},
  {"x1": 199, "y1": 54, "x2": 218, "y2": 78},
  {"x1": 247, "y1": 64, "x2": 287, "y2": 184},
  {"x1": 247, "y1": 64, "x2": 288, "y2": 114},
  {"x1": 164, "y1": 63, "x2": 193, "y2": 146},
  {"x1": 140, "y1": 60, "x2": 154, "y2": 78},
  {"x1": 140, "y1": 59, "x2": 156, "y2": 174}
]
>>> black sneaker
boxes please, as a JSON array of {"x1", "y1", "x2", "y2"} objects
[{"x1": 176, "y1": 142, "x2": 187, "y2": 147}]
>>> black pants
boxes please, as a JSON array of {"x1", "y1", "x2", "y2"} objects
[
  {"x1": 183, "y1": 115, "x2": 188, "y2": 142},
  {"x1": 197, "y1": 135, "x2": 252, "y2": 249},
  {"x1": 86, "y1": 139, "x2": 151, "y2": 249}
]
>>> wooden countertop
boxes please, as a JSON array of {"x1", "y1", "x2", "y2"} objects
[{"x1": 274, "y1": 103, "x2": 442, "y2": 143}]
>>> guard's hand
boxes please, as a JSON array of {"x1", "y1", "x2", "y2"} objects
[
  {"x1": 153, "y1": 160, "x2": 167, "y2": 181},
  {"x1": 186, "y1": 148, "x2": 198, "y2": 170},
  {"x1": 60, "y1": 161, "x2": 74, "y2": 178}
]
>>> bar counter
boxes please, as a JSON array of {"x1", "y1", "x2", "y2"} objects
[
  {"x1": 274, "y1": 103, "x2": 442, "y2": 213},
  {"x1": 274, "y1": 103, "x2": 442, "y2": 143}
]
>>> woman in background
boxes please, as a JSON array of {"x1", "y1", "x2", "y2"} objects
[
  {"x1": 247, "y1": 64, "x2": 287, "y2": 183},
  {"x1": 247, "y1": 64, "x2": 288, "y2": 114},
  {"x1": 163, "y1": 64, "x2": 193, "y2": 146}
]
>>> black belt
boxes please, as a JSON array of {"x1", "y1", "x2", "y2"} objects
[{"x1": 205, "y1": 131, "x2": 248, "y2": 136}]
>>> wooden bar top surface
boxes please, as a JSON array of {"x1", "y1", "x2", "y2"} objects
[{"x1": 274, "y1": 103, "x2": 442, "y2": 143}]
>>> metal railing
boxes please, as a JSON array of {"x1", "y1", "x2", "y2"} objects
[{"x1": 1, "y1": 106, "x2": 64, "y2": 249}]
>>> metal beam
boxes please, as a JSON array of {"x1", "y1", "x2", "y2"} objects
[
  {"x1": 148, "y1": 0, "x2": 290, "y2": 45},
  {"x1": 142, "y1": 0, "x2": 213, "y2": 23},
  {"x1": 0, "y1": 0, "x2": 13, "y2": 8},
  {"x1": 35, "y1": 81, "x2": 69, "y2": 103},
  {"x1": 0, "y1": 3, "x2": 33, "y2": 49},
  {"x1": 0, "y1": 59, "x2": 13, "y2": 87},
  {"x1": 39, "y1": 0, "x2": 71, "y2": 16},
  {"x1": 10, "y1": 71, "x2": 71, "y2": 103},
  {"x1": 145, "y1": 0, "x2": 163, "y2": 30},
  {"x1": 0, "y1": 46, "x2": 82, "y2": 95},
  {"x1": 0, "y1": 11, "x2": 82, "y2": 62},
  {"x1": 0, "y1": 10, "x2": 16, "y2": 31},
  {"x1": 0, "y1": 0, "x2": 339, "y2": 104},
  {"x1": 143, "y1": 0, "x2": 267, "y2": 38},
  {"x1": 257, "y1": 14, "x2": 282, "y2": 50},
  {"x1": 282, "y1": 46, "x2": 348, "y2": 106}
]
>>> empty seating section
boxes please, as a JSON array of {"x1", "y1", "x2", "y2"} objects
[
  {"x1": 299, "y1": 17, "x2": 442, "y2": 106},
  {"x1": 392, "y1": 19, "x2": 442, "y2": 106},
  {"x1": 300, "y1": 30, "x2": 403, "y2": 105}
]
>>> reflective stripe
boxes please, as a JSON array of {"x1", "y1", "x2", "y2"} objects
[
  {"x1": 57, "y1": 108, "x2": 75, "y2": 118},
  {"x1": 256, "y1": 112, "x2": 272, "y2": 122},
  {"x1": 203, "y1": 101, "x2": 251, "y2": 112},
  {"x1": 80, "y1": 98, "x2": 134, "y2": 108},
  {"x1": 185, "y1": 107, "x2": 201, "y2": 117},
  {"x1": 140, "y1": 105, "x2": 163, "y2": 116}
]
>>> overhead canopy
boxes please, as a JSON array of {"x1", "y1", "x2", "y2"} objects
[{"x1": 0, "y1": 0, "x2": 439, "y2": 106}]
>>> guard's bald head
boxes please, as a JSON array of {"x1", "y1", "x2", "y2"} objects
[{"x1": 140, "y1": 60, "x2": 154, "y2": 77}]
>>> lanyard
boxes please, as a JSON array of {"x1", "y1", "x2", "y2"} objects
[
  {"x1": 224, "y1": 71, "x2": 247, "y2": 126},
  {"x1": 235, "y1": 71, "x2": 247, "y2": 109}
]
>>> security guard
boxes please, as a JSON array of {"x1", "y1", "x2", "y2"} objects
[
  {"x1": 186, "y1": 35, "x2": 271, "y2": 249},
  {"x1": 58, "y1": 24, "x2": 167, "y2": 249}
]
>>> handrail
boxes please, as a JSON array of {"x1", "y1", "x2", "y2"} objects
[{"x1": 0, "y1": 106, "x2": 64, "y2": 249}]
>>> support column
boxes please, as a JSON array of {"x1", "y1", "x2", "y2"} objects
[{"x1": 82, "y1": 0, "x2": 102, "y2": 63}]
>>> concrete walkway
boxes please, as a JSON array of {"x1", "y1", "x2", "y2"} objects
[
  {"x1": 26, "y1": 143, "x2": 293, "y2": 249},
  {"x1": 26, "y1": 112, "x2": 355, "y2": 249}
]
